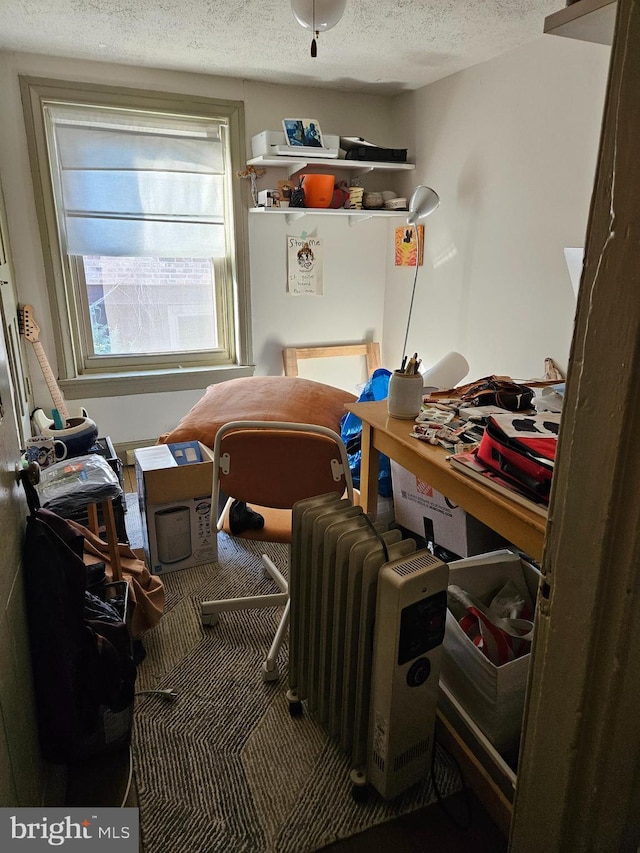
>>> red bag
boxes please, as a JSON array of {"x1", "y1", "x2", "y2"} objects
[{"x1": 476, "y1": 415, "x2": 556, "y2": 503}]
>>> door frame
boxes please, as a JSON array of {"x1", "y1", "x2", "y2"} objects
[{"x1": 512, "y1": 1, "x2": 640, "y2": 849}]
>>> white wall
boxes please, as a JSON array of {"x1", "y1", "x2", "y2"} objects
[
  {"x1": 384, "y1": 35, "x2": 610, "y2": 384},
  {"x1": 0, "y1": 36, "x2": 612, "y2": 446},
  {"x1": 0, "y1": 54, "x2": 395, "y2": 444},
  {"x1": 240, "y1": 80, "x2": 395, "y2": 388}
]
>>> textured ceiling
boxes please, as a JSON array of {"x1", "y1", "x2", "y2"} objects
[{"x1": 0, "y1": 0, "x2": 562, "y2": 95}]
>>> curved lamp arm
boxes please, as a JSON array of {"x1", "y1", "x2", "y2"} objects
[{"x1": 400, "y1": 186, "x2": 440, "y2": 366}]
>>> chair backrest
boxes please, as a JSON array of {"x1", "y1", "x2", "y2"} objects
[{"x1": 213, "y1": 421, "x2": 354, "y2": 510}]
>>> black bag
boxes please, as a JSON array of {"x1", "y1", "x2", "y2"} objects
[
  {"x1": 461, "y1": 379, "x2": 534, "y2": 412},
  {"x1": 22, "y1": 506, "x2": 136, "y2": 763}
]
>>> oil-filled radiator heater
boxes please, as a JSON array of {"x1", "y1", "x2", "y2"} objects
[{"x1": 287, "y1": 492, "x2": 449, "y2": 800}]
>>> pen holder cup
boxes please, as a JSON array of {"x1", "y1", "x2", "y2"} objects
[{"x1": 387, "y1": 370, "x2": 424, "y2": 419}]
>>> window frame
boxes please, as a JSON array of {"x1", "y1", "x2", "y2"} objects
[
  {"x1": 20, "y1": 76, "x2": 252, "y2": 397},
  {"x1": 69, "y1": 255, "x2": 228, "y2": 371}
]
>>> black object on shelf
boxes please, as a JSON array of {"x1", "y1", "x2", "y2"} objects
[
  {"x1": 345, "y1": 147, "x2": 408, "y2": 163},
  {"x1": 290, "y1": 179, "x2": 306, "y2": 207}
]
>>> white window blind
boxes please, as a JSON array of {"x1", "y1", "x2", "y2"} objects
[{"x1": 46, "y1": 105, "x2": 227, "y2": 258}]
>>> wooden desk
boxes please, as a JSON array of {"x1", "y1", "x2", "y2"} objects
[
  {"x1": 347, "y1": 399, "x2": 548, "y2": 834},
  {"x1": 347, "y1": 399, "x2": 546, "y2": 561}
]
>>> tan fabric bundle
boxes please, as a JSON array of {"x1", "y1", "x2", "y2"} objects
[{"x1": 67, "y1": 518, "x2": 165, "y2": 638}]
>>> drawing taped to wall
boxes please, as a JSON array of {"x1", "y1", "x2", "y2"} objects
[
  {"x1": 287, "y1": 235, "x2": 323, "y2": 295},
  {"x1": 395, "y1": 225, "x2": 424, "y2": 267}
]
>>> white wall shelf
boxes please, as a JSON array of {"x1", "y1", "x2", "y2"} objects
[
  {"x1": 247, "y1": 155, "x2": 415, "y2": 222},
  {"x1": 544, "y1": 0, "x2": 616, "y2": 45},
  {"x1": 247, "y1": 155, "x2": 415, "y2": 180},
  {"x1": 249, "y1": 206, "x2": 409, "y2": 226}
]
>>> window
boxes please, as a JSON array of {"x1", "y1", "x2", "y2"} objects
[{"x1": 21, "y1": 78, "x2": 251, "y2": 394}]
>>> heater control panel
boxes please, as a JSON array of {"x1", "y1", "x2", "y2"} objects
[{"x1": 397, "y1": 589, "x2": 447, "y2": 666}]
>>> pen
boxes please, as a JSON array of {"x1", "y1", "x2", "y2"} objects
[{"x1": 404, "y1": 352, "x2": 418, "y2": 374}]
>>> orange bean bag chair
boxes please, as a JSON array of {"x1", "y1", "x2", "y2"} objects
[{"x1": 158, "y1": 375, "x2": 357, "y2": 448}]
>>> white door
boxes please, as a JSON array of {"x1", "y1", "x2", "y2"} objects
[{"x1": 0, "y1": 180, "x2": 33, "y2": 448}]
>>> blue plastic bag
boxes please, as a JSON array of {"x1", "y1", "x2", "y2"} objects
[{"x1": 340, "y1": 368, "x2": 392, "y2": 498}]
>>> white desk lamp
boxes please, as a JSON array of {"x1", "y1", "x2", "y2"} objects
[{"x1": 400, "y1": 185, "x2": 440, "y2": 367}]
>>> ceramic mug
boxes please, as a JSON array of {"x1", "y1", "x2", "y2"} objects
[
  {"x1": 387, "y1": 370, "x2": 424, "y2": 419},
  {"x1": 24, "y1": 435, "x2": 68, "y2": 468}
]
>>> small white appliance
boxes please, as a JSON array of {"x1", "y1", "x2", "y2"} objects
[
  {"x1": 251, "y1": 130, "x2": 340, "y2": 159},
  {"x1": 155, "y1": 506, "x2": 192, "y2": 564}
]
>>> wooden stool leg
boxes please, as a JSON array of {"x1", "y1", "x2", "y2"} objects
[
  {"x1": 87, "y1": 502, "x2": 99, "y2": 535},
  {"x1": 101, "y1": 499, "x2": 123, "y2": 582}
]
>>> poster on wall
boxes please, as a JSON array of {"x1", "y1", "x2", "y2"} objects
[
  {"x1": 394, "y1": 225, "x2": 424, "y2": 266},
  {"x1": 287, "y1": 235, "x2": 323, "y2": 295}
]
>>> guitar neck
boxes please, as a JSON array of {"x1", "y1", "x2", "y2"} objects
[{"x1": 32, "y1": 340, "x2": 70, "y2": 421}]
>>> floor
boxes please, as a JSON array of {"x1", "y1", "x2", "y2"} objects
[
  {"x1": 65, "y1": 466, "x2": 509, "y2": 851},
  {"x1": 122, "y1": 463, "x2": 137, "y2": 494},
  {"x1": 324, "y1": 790, "x2": 507, "y2": 852},
  {"x1": 66, "y1": 745, "x2": 506, "y2": 852}
]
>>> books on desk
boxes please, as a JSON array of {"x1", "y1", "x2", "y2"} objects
[{"x1": 448, "y1": 451, "x2": 548, "y2": 518}]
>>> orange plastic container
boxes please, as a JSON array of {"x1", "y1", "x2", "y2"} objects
[{"x1": 300, "y1": 174, "x2": 335, "y2": 208}]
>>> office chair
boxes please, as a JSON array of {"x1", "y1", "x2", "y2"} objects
[{"x1": 200, "y1": 420, "x2": 354, "y2": 681}]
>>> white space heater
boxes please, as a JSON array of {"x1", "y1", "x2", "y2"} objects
[{"x1": 287, "y1": 493, "x2": 449, "y2": 800}]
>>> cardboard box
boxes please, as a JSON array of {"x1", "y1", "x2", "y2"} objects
[
  {"x1": 134, "y1": 442, "x2": 217, "y2": 574},
  {"x1": 439, "y1": 550, "x2": 541, "y2": 754},
  {"x1": 390, "y1": 460, "x2": 506, "y2": 558}
]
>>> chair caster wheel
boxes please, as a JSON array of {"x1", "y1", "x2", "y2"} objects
[
  {"x1": 350, "y1": 769, "x2": 368, "y2": 803},
  {"x1": 286, "y1": 689, "x2": 302, "y2": 716},
  {"x1": 261, "y1": 662, "x2": 279, "y2": 682},
  {"x1": 201, "y1": 612, "x2": 220, "y2": 627}
]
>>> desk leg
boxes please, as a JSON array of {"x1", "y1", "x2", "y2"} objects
[{"x1": 359, "y1": 422, "x2": 379, "y2": 518}]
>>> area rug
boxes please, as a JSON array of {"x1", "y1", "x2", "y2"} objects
[{"x1": 127, "y1": 502, "x2": 461, "y2": 853}]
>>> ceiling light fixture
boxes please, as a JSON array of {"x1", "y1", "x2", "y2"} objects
[{"x1": 291, "y1": 0, "x2": 347, "y2": 57}]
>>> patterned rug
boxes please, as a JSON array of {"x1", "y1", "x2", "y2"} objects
[{"x1": 127, "y1": 501, "x2": 460, "y2": 853}]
